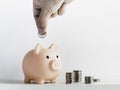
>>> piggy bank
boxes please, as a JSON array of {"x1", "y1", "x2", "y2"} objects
[{"x1": 22, "y1": 43, "x2": 62, "y2": 84}]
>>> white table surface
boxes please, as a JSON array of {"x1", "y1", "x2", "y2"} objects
[{"x1": 0, "y1": 80, "x2": 120, "y2": 90}]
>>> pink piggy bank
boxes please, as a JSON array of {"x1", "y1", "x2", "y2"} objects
[{"x1": 22, "y1": 43, "x2": 62, "y2": 84}]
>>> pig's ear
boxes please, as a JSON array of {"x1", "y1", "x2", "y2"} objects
[
  {"x1": 49, "y1": 44, "x2": 58, "y2": 51},
  {"x1": 34, "y1": 43, "x2": 43, "y2": 54}
]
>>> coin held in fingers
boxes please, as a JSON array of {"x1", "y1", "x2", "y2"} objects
[{"x1": 38, "y1": 32, "x2": 47, "y2": 39}]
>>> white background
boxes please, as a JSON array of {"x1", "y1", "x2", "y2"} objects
[{"x1": 0, "y1": 0, "x2": 120, "y2": 83}]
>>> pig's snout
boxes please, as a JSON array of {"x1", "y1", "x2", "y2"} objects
[{"x1": 50, "y1": 60, "x2": 61, "y2": 71}]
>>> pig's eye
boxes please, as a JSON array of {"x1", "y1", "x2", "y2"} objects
[
  {"x1": 46, "y1": 56, "x2": 49, "y2": 59},
  {"x1": 56, "y1": 55, "x2": 59, "y2": 58}
]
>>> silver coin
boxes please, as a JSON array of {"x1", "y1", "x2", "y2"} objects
[{"x1": 38, "y1": 32, "x2": 47, "y2": 39}]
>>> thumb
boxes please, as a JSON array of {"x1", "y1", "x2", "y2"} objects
[{"x1": 37, "y1": 9, "x2": 51, "y2": 35}]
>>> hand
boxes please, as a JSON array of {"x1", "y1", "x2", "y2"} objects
[{"x1": 33, "y1": 0, "x2": 73, "y2": 36}]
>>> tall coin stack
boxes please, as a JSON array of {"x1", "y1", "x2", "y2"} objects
[{"x1": 73, "y1": 70, "x2": 82, "y2": 83}]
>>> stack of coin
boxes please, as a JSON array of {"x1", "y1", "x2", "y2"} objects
[
  {"x1": 94, "y1": 79, "x2": 100, "y2": 82},
  {"x1": 66, "y1": 72, "x2": 72, "y2": 84},
  {"x1": 85, "y1": 76, "x2": 94, "y2": 84},
  {"x1": 73, "y1": 70, "x2": 82, "y2": 83},
  {"x1": 66, "y1": 71, "x2": 100, "y2": 84}
]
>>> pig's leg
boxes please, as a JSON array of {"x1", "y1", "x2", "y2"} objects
[
  {"x1": 50, "y1": 79, "x2": 56, "y2": 83},
  {"x1": 34, "y1": 79, "x2": 45, "y2": 84},
  {"x1": 58, "y1": 3, "x2": 66, "y2": 15},
  {"x1": 24, "y1": 77, "x2": 31, "y2": 83}
]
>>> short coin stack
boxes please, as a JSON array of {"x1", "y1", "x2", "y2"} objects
[
  {"x1": 84, "y1": 76, "x2": 94, "y2": 84},
  {"x1": 84, "y1": 76, "x2": 100, "y2": 84}
]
